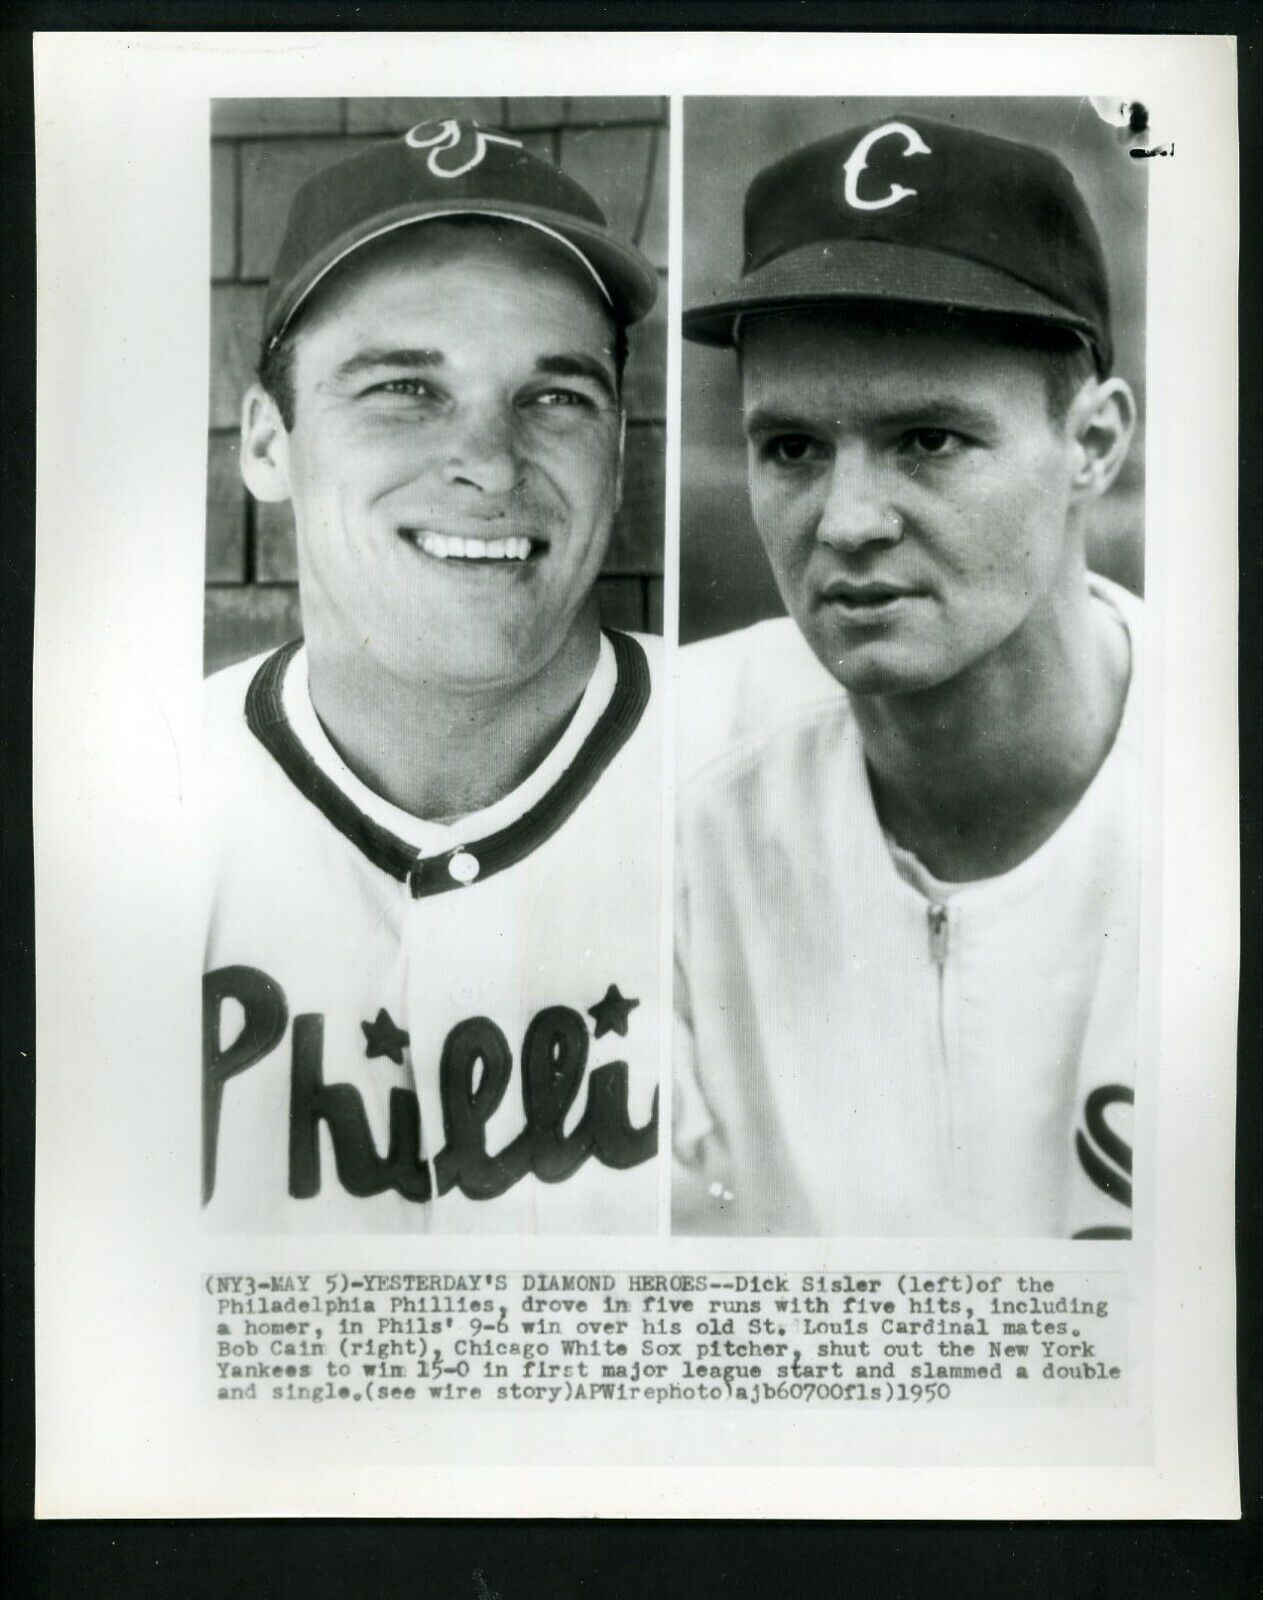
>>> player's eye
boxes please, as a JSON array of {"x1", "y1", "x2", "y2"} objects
[
  {"x1": 530, "y1": 388, "x2": 591, "y2": 408},
  {"x1": 524, "y1": 385, "x2": 606, "y2": 416},
  {"x1": 364, "y1": 377, "x2": 437, "y2": 400},
  {"x1": 761, "y1": 433, "x2": 825, "y2": 467},
  {"x1": 899, "y1": 427, "x2": 962, "y2": 459}
]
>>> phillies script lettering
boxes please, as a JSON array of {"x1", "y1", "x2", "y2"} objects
[{"x1": 202, "y1": 966, "x2": 657, "y2": 1205}]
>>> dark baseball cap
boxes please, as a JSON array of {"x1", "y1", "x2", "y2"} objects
[
  {"x1": 683, "y1": 114, "x2": 1113, "y2": 372},
  {"x1": 262, "y1": 116, "x2": 659, "y2": 352}
]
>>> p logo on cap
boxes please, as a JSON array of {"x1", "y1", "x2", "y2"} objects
[
  {"x1": 404, "y1": 118, "x2": 525, "y2": 179},
  {"x1": 260, "y1": 113, "x2": 659, "y2": 354}
]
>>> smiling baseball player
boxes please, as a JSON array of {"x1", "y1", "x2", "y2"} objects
[
  {"x1": 203, "y1": 118, "x2": 662, "y2": 1233},
  {"x1": 674, "y1": 114, "x2": 1142, "y2": 1240}
]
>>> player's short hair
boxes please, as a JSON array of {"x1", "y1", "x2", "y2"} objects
[
  {"x1": 1034, "y1": 329, "x2": 1099, "y2": 423},
  {"x1": 734, "y1": 303, "x2": 1099, "y2": 426},
  {"x1": 257, "y1": 215, "x2": 630, "y2": 432},
  {"x1": 256, "y1": 336, "x2": 301, "y2": 434}
]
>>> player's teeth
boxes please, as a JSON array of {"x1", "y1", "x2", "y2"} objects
[{"x1": 415, "y1": 531, "x2": 534, "y2": 560}]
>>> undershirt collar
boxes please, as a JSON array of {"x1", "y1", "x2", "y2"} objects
[{"x1": 279, "y1": 635, "x2": 619, "y2": 858}]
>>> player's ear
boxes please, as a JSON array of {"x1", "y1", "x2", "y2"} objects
[
  {"x1": 1068, "y1": 376, "x2": 1136, "y2": 503},
  {"x1": 240, "y1": 383, "x2": 293, "y2": 504}
]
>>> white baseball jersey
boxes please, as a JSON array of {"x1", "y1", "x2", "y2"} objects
[
  {"x1": 674, "y1": 576, "x2": 1142, "y2": 1239},
  {"x1": 203, "y1": 629, "x2": 662, "y2": 1233}
]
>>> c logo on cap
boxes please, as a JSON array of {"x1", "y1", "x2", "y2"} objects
[
  {"x1": 404, "y1": 118, "x2": 525, "y2": 179},
  {"x1": 841, "y1": 121, "x2": 932, "y2": 212}
]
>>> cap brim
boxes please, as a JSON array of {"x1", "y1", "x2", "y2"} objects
[
  {"x1": 267, "y1": 199, "x2": 659, "y2": 347},
  {"x1": 683, "y1": 238, "x2": 1107, "y2": 367}
]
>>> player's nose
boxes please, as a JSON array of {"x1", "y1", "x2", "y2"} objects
[
  {"x1": 440, "y1": 401, "x2": 524, "y2": 497},
  {"x1": 814, "y1": 449, "x2": 902, "y2": 554}
]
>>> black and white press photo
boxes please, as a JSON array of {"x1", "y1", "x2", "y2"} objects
[
  {"x1": 673, "y1": 97, "x2": 1149, "y2": 1239},
  {"x1": 201, "y1": 98, "x2": 669, "y2": 1233},
  {"x1": 32, "y1": 32, "x2": 1239, "y2": 1521}
]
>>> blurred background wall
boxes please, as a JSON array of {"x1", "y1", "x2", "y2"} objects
[
  {"x1": 206, "y1": 96, "x2": 668, "y2": 675},
  {"x1": 681, "y1": 97, "x2": 1148, "y2": 644}
]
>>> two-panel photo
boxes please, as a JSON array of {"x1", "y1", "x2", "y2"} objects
[{"x1": 201, "y1": 95, "x2": 1146, "y2": 1243}]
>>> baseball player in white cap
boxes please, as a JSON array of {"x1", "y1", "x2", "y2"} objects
[
  {"x1": 203, "y1": 118, "x2": 662, "y2": 1233},
  {"x1": 674, "y1": 114, "x2": 1142, "y2": 1240}
]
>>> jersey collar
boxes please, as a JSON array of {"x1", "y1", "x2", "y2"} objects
[{"x1": 245, "y1": 629, "x2": 650, "y2": 898}]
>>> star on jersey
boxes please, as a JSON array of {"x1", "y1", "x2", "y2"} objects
[
  {"x1": 588, "y1": 984, "x2": 639, "y2": 1039},
  {"x1": 361, "y1": 1008, "x2": 410, "y2": 1064}
]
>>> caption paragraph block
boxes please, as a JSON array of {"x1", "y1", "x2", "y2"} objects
[{"x1": 207, "y1": 1270, "x2": 1127, "y2": 1409}]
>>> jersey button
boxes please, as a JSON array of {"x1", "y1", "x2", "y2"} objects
[{"x1": 448, "y1": 849, "x2": 480, "y2": 885}]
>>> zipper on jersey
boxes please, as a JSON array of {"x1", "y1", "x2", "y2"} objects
[
  {"x1": 928, "y1": 903, "x2": 949, "y2": 967},
  {"x1": 928, "y1": 903, "x2": 950, "y2": 1086},
  {"x1": 927, "y1": 902, "x2": 965, "y2": 1208}
]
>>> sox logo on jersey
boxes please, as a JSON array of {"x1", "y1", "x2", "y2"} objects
[{"x1": 1071, "y1": 1085, "x2": 1134, "y2": 1239}]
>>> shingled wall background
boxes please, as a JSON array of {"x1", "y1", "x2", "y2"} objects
[{"x1": 206, "y1": 97, "x2": 668, "y2": 675}]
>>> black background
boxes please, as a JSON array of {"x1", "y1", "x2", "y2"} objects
[{"x1": 3, "y1": 3, "x2": 1259, "y2": 1596}]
